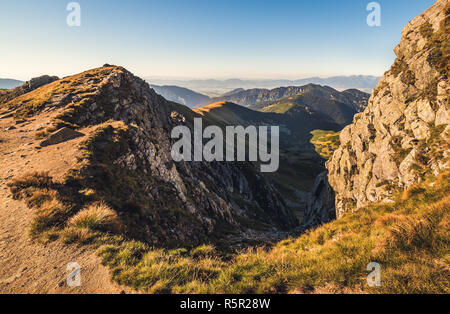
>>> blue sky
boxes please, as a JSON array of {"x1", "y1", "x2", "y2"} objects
[{"x1": 0, "y1": 0, "x2": 434, "y2": 80}]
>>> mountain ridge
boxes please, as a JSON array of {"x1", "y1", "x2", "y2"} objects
[
  {"x1": 146, "y1": 75, "x2": 380, "y2": 94},
  {"x1": 149, "y1": 84, "x2": 210, "y2": 108},
  {"x1": 208, "y1": 84, "x2": 370, "y2": 111},
  {"x1": 1, "y1": 65, "x2": 298, "y2": 248}
]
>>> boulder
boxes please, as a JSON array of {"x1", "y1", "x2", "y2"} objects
[{"x1": 40, "y1": 127, "x2": 84, "y2": 147}]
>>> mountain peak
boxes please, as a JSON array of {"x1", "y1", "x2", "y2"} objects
[{"x1": 1, "y1": 65, "x2": 297, "y2": 248}]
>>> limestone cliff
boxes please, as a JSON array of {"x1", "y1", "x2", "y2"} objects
[{"x1": 326, "y1": 0, "x2": 449, "y2": 218}]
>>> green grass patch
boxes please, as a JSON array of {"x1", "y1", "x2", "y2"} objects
[{"x1": 310, "y1": 130, "x2": 341, "y2": 159}]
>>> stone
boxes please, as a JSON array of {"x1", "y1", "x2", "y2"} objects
[
  {"x1": 304, "y1": 172, "x2": 336, "y2": 227},
  {"x1": 26, "y1": 75, "x2": 58, "y2": 91},
  {"x1": 417, "y1": 99, "x2": 435, "y2": 123},
  {"x1": 40, "y1": 127, "x2": 84, "y2": 147}
]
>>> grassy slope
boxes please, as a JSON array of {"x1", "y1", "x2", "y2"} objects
[
  {"x1": 10, "y1": 167, "x2": 449, "y2": 293},
  {"x1": 261, "y1": 102, "x2": 296, "y2": 114},
  {"x1": 310, "y1": 130, "x2": 341, "y2": 160},
  {"x1": 102, "y1": 171, "x2": 450, "y2": 293},
  {"x1": 0, "y1": 67, "x2": 122, "y2": 118}
]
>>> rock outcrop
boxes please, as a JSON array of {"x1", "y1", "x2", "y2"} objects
[
  {"x1": 304, "y1": 172, "x2": 336, "y2": 227},
  {"x1": 0, "y1": 75, "x2": 59, "y2": 104},
  {"x1": 325, "y1": 0, "x2": 449, "y2": 218}
]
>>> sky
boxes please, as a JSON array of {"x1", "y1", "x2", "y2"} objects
[{"x1": 0, "y1": 0, "x2": 435, "y2": 80}]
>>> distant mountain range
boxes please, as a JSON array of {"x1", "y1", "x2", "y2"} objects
[
  {"x1": 243, "y1": 85, "x2": 370, "y2": 127},
  {"x1": 146, "y1": 75, "x2": 380, "y2": 94},
  {"x1": 150, "y1": 85, "x2": 210, "y2": 109},
  {"x1": 149, "y1": 82, "x2": 371, "y2": 114},
  {"x1": 0, "y1": 78, "x2": 23, "y2": 90}
]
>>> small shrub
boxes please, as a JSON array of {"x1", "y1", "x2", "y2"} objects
[
  {"x1": 25, "y1": 189, "x2": 57, "y2": 208},
  {"x1": 30, "y1": 199, "x2": 70, "y2": 236},
  {"x1": 116, "y1": 241, "x2": 148, "y2": 266},
  {"x1": 419, "y1": 21, "x2": 434, "y2": 39},
  {"x1": 190, "y1": 244, "x2": 216, "y2": 259},
  {"x1": 39, "y1": 228, "x2": 60, "y2": 244},
  {"x1": 35, "y1": 130, "x2": 50, "y2": 140},
  {"x1": 8, "y1": 172, "x2": 53, "y2": 199},
  {"x1": 384, "y1": 217, "x2": 436, "y2": 251},
  {"x1": 401, "y1": 70, "x2": 416, "y2": 86},
  {"x1": 401, "y1": 185, "x2": 426, "y2": 201},
  {"x1": 61, "y1": 227, "x2": 95, "y2": 244},
  {"x1": 68, "y1": 203, "x2": 121, "y2": 233},
  {"x1": 390, "y1": 58, "x2": 408, "y2": 77}
]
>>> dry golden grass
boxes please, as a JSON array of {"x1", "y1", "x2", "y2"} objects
[
  {"x1": 30, "y1": 198, "x2": 69, "y2": 237},
  {"x1": 8, "y1": 172, "x2": 52, "y2": 199},
  {"x1": 1, "y1": 66, "x2": 124, "y2": 118},
  {"x1": 61, "y1": 227, "x2": 96, "y2": 244},
  {"x1": 96, "y1": 172, "x2": 449, "y2": 294},
  {"x1": 25, "y1": 189, "x2": 57, "y2": 209},
  {"x1": 8, "y1": 168, "x2": 450, "y2": 294},
  {"x1": 68, "y1": 202, "x2": 122, "y2": 233}
]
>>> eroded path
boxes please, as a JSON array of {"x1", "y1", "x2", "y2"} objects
[{"x1": 0, "y1": 111, "x2": 131, "y2": 294}]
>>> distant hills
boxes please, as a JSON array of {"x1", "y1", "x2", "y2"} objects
[
  {"x1": 216, "y1": 83, "x2": 369, "y2": 107},
  {"x1": 149, "y1": 82, "x2": 371, "y2": 116},
  {"x1": 146, "y1": 75, "x2": 380, "y2": 94},
  {"x1": 248, "y1": 85, "x2": 370, "y2": 127},
  {"x1": 150, "y1": 84, "x2": 210, "y2": 109},
  {"x1": 0, "y1": 78, "x2": 23, "y2": 90}
]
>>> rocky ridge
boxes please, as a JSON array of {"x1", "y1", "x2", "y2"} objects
[{"x1": 1, "y1": 65, "x2": 298, "y2": 247}]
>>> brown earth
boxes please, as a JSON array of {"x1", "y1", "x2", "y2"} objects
[{"x1": 0, "y1": 110, "x2": 131, "y2": 294}]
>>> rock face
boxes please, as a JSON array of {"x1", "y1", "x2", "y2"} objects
[
  {"x1": 6, "y1": 66, "x2": 298, "y2": 246},
  {"x1": 304, "y1": 172, "x2": 336, "y2": 227},
  {"x1": 325, "y1": 0, "x2": 449, "y2": 218}
]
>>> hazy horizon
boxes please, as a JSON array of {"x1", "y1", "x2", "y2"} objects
[{"x1": 1, "y1": 73, "x2": 380, "y2": 82}]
